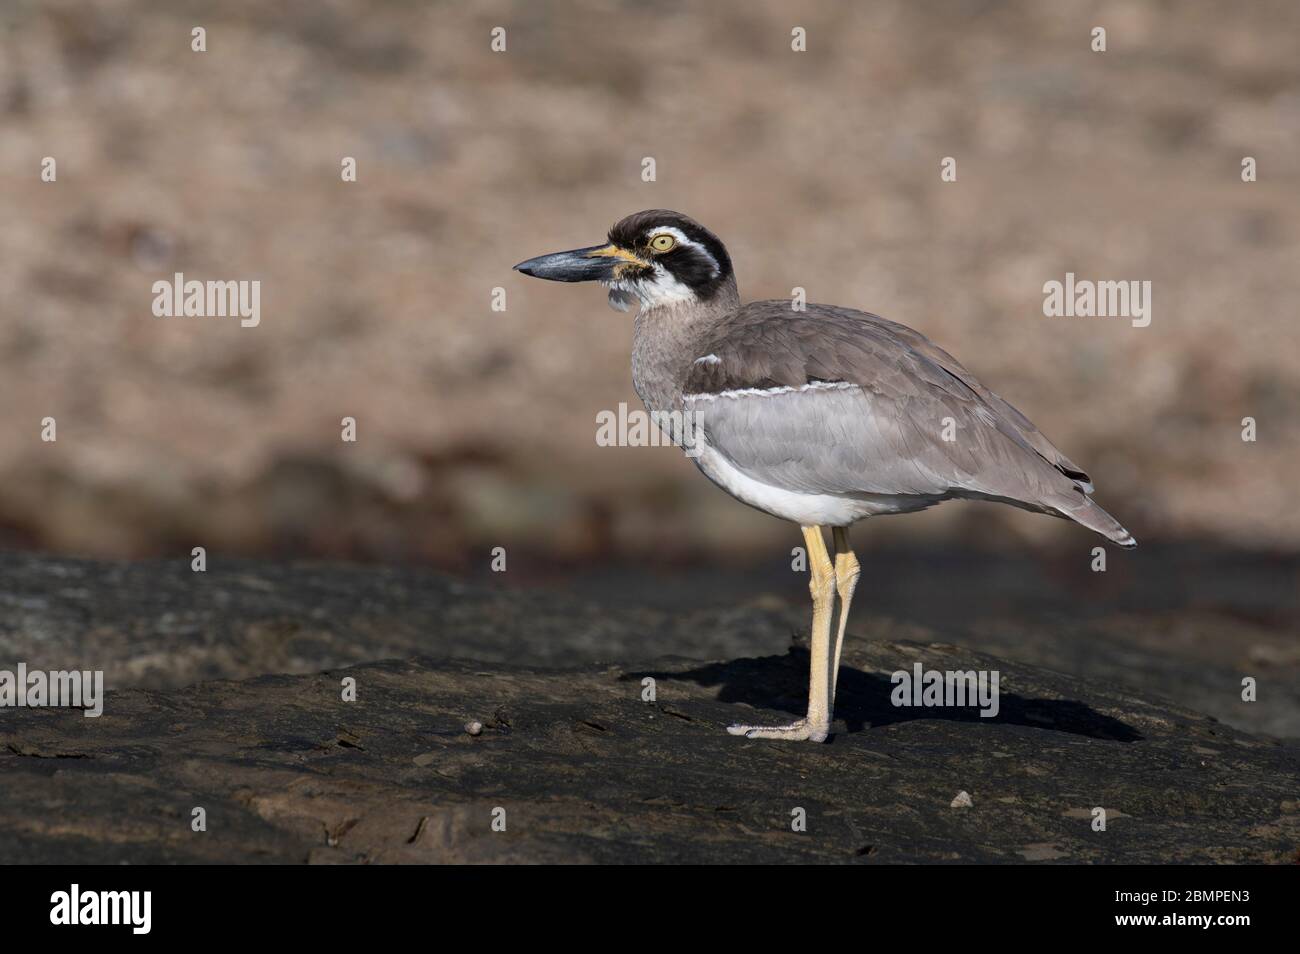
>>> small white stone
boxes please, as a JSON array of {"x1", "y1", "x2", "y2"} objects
[
  {"x1": 951, "y1": 790, "x2": 973, "y2": 809},
  {"x1": 464, "y1": 721, "x2": 483, "y2": 736}
]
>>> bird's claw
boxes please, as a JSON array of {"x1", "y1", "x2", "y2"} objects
[{"x1": 726, "y1": 718, "x2": 829, "y2": 742}]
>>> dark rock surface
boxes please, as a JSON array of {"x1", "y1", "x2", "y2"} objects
[
  {"x1": 2, "y1": 552, "x2": 1297, "y2": 863},
  {"x1": 557, "y1": 545, "x2": 1300, "y2": 741},
  {"x1": 3, "y1": 642, "x2": 1298, "y2": 863},
  {"x1": 3, "y1": 548, "x2": 1295, "y2": 742},
  {"x1": 0, "y1": 552, "x2": 802, "y2": 688}
]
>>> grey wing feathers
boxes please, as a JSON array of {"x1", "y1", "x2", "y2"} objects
[
  {"x1": 684, "y1": 302, "x2": 1134, "y2": 546},
  {"x1": 867, "y1": 314, "x2": 1095, "y2": 493}
]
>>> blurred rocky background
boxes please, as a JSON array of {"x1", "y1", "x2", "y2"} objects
[{"x1": 0, "y1": 0, "x2": 1297, "y2": 568}]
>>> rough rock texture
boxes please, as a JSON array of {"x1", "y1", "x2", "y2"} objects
[
  {"x1": 0, "y1": 551, "x2": 803, "y2": 687},
  {"x1": 1, "y1": 556, "x2": 1297, "y2": 864},
  {"x1": 3, "y1": 548, "x2": 1296, "y2": 741}
]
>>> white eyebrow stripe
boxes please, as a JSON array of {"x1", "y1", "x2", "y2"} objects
[
  {"x1": 645, "y1": 226, "x2": 693, "y2": 245},
  {"x1": 694, "y1": 354, "x2": 721, "y2": 366},
  {"x1": 645, "y1": 226, "x2": 720, "y2": 279}
]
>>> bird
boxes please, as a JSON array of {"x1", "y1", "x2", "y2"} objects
[{"x1": 514, "y1": 210, "x2": 1135, "y2": 743}]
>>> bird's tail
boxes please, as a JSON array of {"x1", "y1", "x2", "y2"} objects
[{"x1": 1059, "y1": 495, "x2": 1137, "y2": 549}]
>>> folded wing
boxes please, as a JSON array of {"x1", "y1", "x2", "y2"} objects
[{"x1": 683, "y1": 303, "x2": 1133, "y2": 545}]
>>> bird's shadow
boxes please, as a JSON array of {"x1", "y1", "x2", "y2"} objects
[{"x1": 624, "y1": 649, "x2": 1142, "y2": 742}]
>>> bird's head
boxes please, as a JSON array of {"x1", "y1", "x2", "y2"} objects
[{"x1": 513, "y1": 210, "x2": 734, "y2": 312}]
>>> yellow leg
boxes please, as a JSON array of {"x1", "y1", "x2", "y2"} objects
[
  {"x1": 727, "y1": 525, "x2": 835, "y2": 742},
  {"x1": 831, "y1": 526, "x2": 861, "y2": 704}
]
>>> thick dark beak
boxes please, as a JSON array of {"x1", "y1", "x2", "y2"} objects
[{"x1": 513, "y1": 244, "x2": 642, "y2": 283}]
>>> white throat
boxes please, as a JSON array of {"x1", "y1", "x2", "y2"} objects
[{"x1": 605, "y1": 265, "x2": 699, "y2": 312}]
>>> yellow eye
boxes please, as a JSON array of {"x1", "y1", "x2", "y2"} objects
[{"x1": 650, "y1": 233, "x2": 677, "y2": 252}]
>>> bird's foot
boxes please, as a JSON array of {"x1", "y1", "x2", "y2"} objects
[{"x1": 726, "y1": 718, "x2": 829, "y2": 742}]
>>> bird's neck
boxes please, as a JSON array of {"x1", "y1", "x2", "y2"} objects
[{"x1": 631, "y1": 277, "x2": 740, "y2": 414}]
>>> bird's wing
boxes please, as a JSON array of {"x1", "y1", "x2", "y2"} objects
[
  {"x1": 682, "y1": 302, "x2": 1096, "y2": 513},
  {"x1": 865, "y1": 312, "x2": 1094, "y2": 491}
]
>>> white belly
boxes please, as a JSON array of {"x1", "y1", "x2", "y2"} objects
[{"x1": 691, "y1": 436, "x2": 934, "y2": 527}]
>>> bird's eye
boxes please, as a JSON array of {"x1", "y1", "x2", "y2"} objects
[{"x1": 650, "y1": 234, "x2": 677, "y2": 252}]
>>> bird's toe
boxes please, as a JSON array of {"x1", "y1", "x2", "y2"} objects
[{"x1": 726, "y1": 718, "x2": 828, "y2": 742}]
